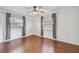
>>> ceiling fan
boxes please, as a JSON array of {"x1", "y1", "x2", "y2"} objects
[{"x1": 25, "y1": 6, "x2": 47, "y2": 15}]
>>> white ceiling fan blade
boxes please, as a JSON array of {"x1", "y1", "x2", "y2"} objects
[
  {"x1": 25, "y1": 6, "x2": 49, "y2": 15},
  {"x1": 26, "y1": 11, "x2": 34, "y2": 13}
]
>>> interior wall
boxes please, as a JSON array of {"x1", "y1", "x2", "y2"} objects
[
  {"x1": 26, "y1": 15, "x2": 41, "y2": 36},
  {"x1": 57, "y1": 7, "x2": 79, "y2": 45},
  {"x1": 0, "y1": 12, "x2": 6, "y2": 42}
]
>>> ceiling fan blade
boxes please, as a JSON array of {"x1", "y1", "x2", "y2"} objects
[
  {"x1": 26, "y1": 11, "x2": 33, "y2": 13},
  {"x1": 40, "y1": 11, "x2": 45, "y2": 13},
  {"x1": 25, "y1": 6, "x2": 49, "y2": 15}
]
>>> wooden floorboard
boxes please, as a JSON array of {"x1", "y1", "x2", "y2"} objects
[{"x1": 0, "y1": 35, "x2": 79, "y2": 53}]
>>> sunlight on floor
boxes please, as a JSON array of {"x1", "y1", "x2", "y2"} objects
[{"x1": 10, "y1": 47, "x2": 24, "y2": 53}]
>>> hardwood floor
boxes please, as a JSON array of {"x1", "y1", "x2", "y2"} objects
[{"x1": 0, "y1": 35, "x2": 79, "y2": 53}]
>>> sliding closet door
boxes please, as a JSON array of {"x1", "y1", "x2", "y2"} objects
[
  {"x1": 9, "y1": 15, "x2": 24, "y2": 39},
  {"x1": 41, "y1": 15, "x2": 53, "y2": 39}
]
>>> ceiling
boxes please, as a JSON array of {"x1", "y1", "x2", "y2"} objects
[{"x1": 0, "y1": 6, "x2": 66, "y2": 16}]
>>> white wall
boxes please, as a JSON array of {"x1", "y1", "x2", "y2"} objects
[
  {"x1": 26, "y1": 15, "x2": 41, "y2": 36},
  {"x1": 57, "y1": 7, "x2": 79, "y2": 45},
  {"x1": 0, "y1": 12, "x2": 6, "y2": 42}
]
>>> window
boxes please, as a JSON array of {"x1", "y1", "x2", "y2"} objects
[
  {"x1": 41, "y1": 15, "x2": 53, "y2": 39},
  {"x1": 9, "y1": 15, "x2": 23, "y2": 39}
]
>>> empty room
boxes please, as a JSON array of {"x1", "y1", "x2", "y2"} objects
[{"x1": 0, "y1": 6, "x2": 79, "y2": 53}]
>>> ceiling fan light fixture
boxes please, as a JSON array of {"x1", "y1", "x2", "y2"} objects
[
  {"x1": 32, "y1": 11, "x2": 38, "y2": 14},
  {"x1": 25, "y1": 6, "x2": 48, "y2": 15}
]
